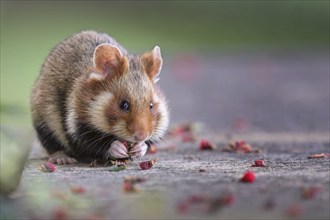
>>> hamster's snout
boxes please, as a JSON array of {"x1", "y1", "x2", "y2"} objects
[
  {"x1": 127, "y1": 120, "x2": 150, "y2": 142},
  {"x1": 133, "y1": 131, "x2": 148, "y2": 142}
]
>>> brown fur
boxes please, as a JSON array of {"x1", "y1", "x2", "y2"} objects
[
  {"x1": 141, "y1": 50, "x2": 162, "y2": 80},
  {"x1": 30, "y1": 30, "x2": 169, "y2": 160}
]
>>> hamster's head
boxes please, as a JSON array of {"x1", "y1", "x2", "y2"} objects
[{"x1": 79, "y1": 43, "x2": 169, "y2": 144}]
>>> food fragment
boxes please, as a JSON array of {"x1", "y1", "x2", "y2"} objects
[
  {"x1": 123, "y1": 180, "x2": 136, "y2": 193},
  {"x1": 53, "y1": 207, "x2": 68, "y2": 220},
  {"x1": 38, "y1": 162, "x2": 56, "y2": 172},
  {"x1": 181, "y1": 133, "x2": 197, "y2": 142},
  {"x1": 121, "y1": 140, "x2": 130, "y2": 148},
  {"x1": 118, "y1": 158, "x2": 131, "y2": 164},
  {"x1": 148, "y1": 144, "x2": 158, "y2": 154},
  {"x1": 177, "y1": 201, "x2": 189, "y2": 214},
  {"x1": 301, "y1": 186, "x2": 321, "y2": 199},
  {"x1": 91, "y1": 158, "x2": 128, "y2": 167},
  {"x1": 168, "y1": 123, "x2": 199, "y2": 142},
  {"x1": 286, "y1": 204, "x2": 302, "y2": 217},
  {"x1": 89, "y1": 160, "x2": 98, "y2": 167},
  {"x1": 251, "y1": 160, "x2": 266, "y2": 167},
  {"x1": 307, "y1": 153, "x2": 330, "y2": 159},
  {"x1": 169, "y1": 123, "x2": 193, "y2": 136},
  {"x1": 231, "y1": 141, "x2": 251, "y2": 152},
  {"x1": 124, "y1": 176, "x2": 146, "y2": 183},
  {"x1": 177, "y1": 192, "x2": 234, "y2": 214},
  {"x1": 123, "y1": 176, "x2": 146, "y2": 193},
  {"x1": 108, "y1": 164, "x2": 126, "y2": 172},
  {"x1": 240, "y1": 171, "x2": 255, "y2": 183},
  {"x1": 224, "y1": 141, "x2": 260, "y2": 153},
  {"x1": 199, "y1": 140, "x2": 215, "y2": 150},
  {"x1": 109, "y1": 158, "x2": 129, "y2": 166},
  {"x1": 188, "y1": 195, "x2": 207, "y2": 203},
  {"x1": 222, "y1": 193, "x2": 234, "y2": 206},
  {"x1": 208, "y1": 194, "x2": 234, "y2": 213},
  {"x1": 139, "y1": 158, "x2": 157, "y2": 170},
  {"x1": 70, "y1": 186, "x2": 86, "y2": 194},
  {"x1": 199, "y1": 168, "x2": 206, "y2": 172}
]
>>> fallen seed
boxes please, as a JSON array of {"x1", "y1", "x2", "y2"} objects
[
  {"x1": 251, "y1": 160, "x2": 266, "y2": 167},
  {"x1": 123, "y1": 176, "x2": 146, "y2": 193},
  {"x1": 224, "y1": 140, "x2": 261, "y2": 153},
  {"x1": 38, "y1": 162, "x2": 56, "y2": 172},
  {"x1": 140, "y1": 159, "x2": 157, "y2": 170},
  {"x1": 199, "y1": 140, "x2": 215, "y2": 150}
]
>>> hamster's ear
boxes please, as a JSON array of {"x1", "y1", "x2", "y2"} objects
[
  {"x1": 141, "y1": 46, "x2": 163, "y2": 83},
  {"x1": 91, "y1": 43, "x2": 127, "y2": 80}
]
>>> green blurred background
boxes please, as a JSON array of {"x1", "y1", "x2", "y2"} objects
[{"x1": 1, "y1": 0, "x2": 329, "y2": 126}]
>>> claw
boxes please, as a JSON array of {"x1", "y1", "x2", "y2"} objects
[
  {"x1": 108, "y1": 140, "x2": 129, "y2": 159},
  {"x1": 128, "y1": 142, "x2": 148, "y2": 158}
]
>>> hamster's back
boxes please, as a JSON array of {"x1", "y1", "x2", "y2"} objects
[
  {"x1": 39, "y1": 31, "x2": 126, "y2": 87},
  {"x1": 31, "y1": 31, "x2": 127, "y2": 148}
]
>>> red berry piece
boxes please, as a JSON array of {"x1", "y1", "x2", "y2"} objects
[
  {"x1": 188, "y1": 195, "x2": 206, "y2": 203},
  {"x1": 123, "y1": 180, "x2": 136, "y2": 192},
  {"x1": 71, "y1": 186, "x2": 86, "y2": 194},
  {"x1": 177, "y1": 201, "x2": 189, "y2": 214},
  {"x1": 139, "y1": 159, "x2": 157, "y2": 170},
  {"x1": 240, "y1": 171, "x2": 255, "y2": 183},
  {"x1": 222, "y1": 193, "x2": 234, "y2": 206},
  {"x1": 286, "y1": 204, "x2": 302, "y2": 217},
  {"x1": 251, "y1": 160, "x2": 266, "y2": 167},
  {"x1": 199, "y1": 140, "x2": 215, "y2": 150},
  {"x1": 53, "y1": 208, "x2": 68, "y2": 220},
  {"x1": 39, "y1": 162, "x2": 56, "y2": 172},
  {"x1": 301, "y1": 186, "x2": 321, "y2": 199}
]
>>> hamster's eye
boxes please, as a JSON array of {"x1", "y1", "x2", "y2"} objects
[
  {"x1": 149, "y1": 101, "x2": 153, "y2": 110},
  {"x1": 120, "y1": 100, "x2": 130, "y2": 112}
]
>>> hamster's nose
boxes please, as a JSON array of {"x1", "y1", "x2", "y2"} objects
[{"x1": 133, "y1": 131, "x2": 148, "y2": 142}]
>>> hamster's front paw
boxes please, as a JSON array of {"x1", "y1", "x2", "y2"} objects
[
  {"x1": 128, "y1": 142, "x2": 148, "y2": 158},
  {"x1": 108, "y1": 140, "x2": 129, "y2": 159}
]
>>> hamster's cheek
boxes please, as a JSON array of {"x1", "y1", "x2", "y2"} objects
[
  {"x1": 128, "y1": 142, "x2": 148, "y2": 158},
  {"x1": 108, "y1": 140, "x2": 129, "y2": 159}
]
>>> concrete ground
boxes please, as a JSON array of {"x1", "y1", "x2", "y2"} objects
[
  {"x1": 3, "y1": 132, "x2": 329, "y2": 219},
  {"x1": 1, "y1": 49, "x2": 329, "y2": 219}
]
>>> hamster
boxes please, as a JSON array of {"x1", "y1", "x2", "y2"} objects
[{"x1": 30, "y1": 30, "x2": 169, "y2": 164}]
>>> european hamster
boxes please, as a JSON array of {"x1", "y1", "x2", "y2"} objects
[{"x1": 30, "y1": 30, "x2": 169, "y2": 164}]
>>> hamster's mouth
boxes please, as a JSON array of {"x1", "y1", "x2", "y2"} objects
[
  {"x1": 119, "y1": 140, "x2": 133, "y2": 148},
  {"x1": 117, "y1": 139, "x2": 150, "y2": 149},
  {"x1": 117, "y1": 139, "x2": 140, "y2": 150}
]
